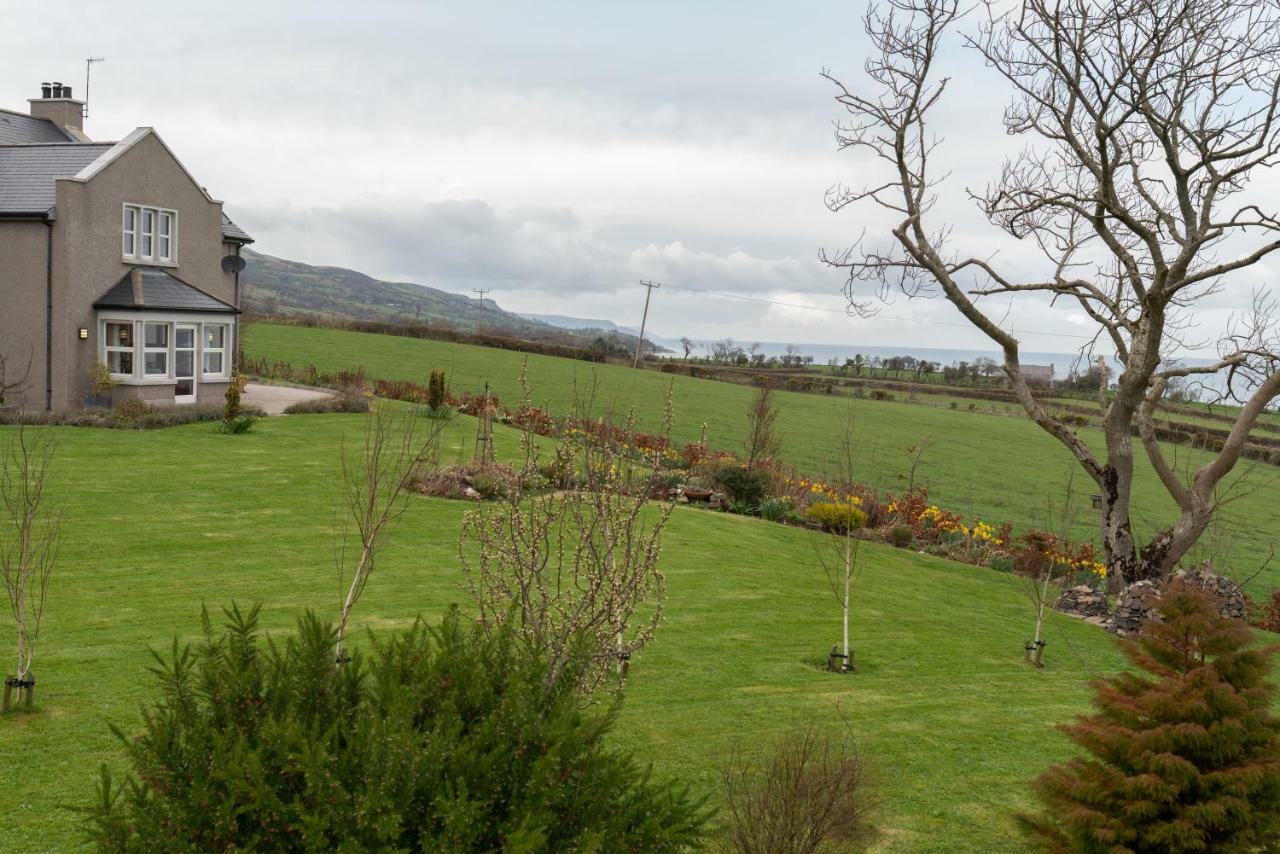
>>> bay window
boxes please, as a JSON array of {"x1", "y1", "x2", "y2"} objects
[{"x1": 122, "y1": 204, "x2": 177, "y2": 263}]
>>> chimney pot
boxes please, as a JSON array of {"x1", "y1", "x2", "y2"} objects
[
  {"x1": 61, "y1": 85, "x2": 72, "y2": 98},
  {"x1": 51, "y1": 82, "x2": 62, "y2": 97},
  {"x1": 40, "y1": 82, "x2": 51, "y2": 98}
]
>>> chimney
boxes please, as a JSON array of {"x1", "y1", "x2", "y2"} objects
[{"x1": 29, "y1": 80, "x2": 85, "y2": 136}]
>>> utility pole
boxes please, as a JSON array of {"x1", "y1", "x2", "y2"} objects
[
  {"x1": 473, "y1": 289, "x2": 490, "y2": 310},
  {"x1": 633, "y1": 280, "x2": 661, "y2": 369}
]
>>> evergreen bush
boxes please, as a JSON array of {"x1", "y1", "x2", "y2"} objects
[
  {"x1": 1020, "y1": 582, "x2": 1280, "y2": 851},
  {"x1": 85, "y1": 605, "x2": 709, "y2": 852}
]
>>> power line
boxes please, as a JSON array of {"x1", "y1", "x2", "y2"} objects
[
  {"x1": 656, "y1": 281, "x2": 1098, "y2": 341},
  {"x1": 473, "y1": 289, "x2": 490, "y2": 311},
  {"x1": 633, "y1": 281, "x2": 661, "y2": 369}
]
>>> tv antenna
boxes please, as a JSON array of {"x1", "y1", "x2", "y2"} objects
[{"x1": 83, "y1": 57, "x2": 105, "y2": 118}]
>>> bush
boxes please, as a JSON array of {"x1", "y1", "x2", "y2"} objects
[
  {"x1": 112, "y1": 398, "x2": 150, "y2": 418},
  {"x1": 758, "y1": 497, "x2": 792, "y2": 522},
  {"x1": 223, "y1": 374, "x2": 246, "y2": 421},
  {"x1": 1020, "y1": 583, "x2": 1280, "y2": 850},
  {"x1": 412, "y1": 460, "x2": 519, "y2": 501},
  {"x1": 216, "y1": 414, "x2": 257, "y2": 434},
  {"x1": 804, "y1": 501, "x2": 868, "y2": 534},
  {"x1": 890, "y1": 525, "x2": 913, "y2": 548},
  {"x1": 870, "y1": 389, "x2": 893, "y2": 401},
  {"x1": 700, "y1": 459, "x2": 771, "y2": 506},
  {"x1": 427, "y1": 369, "x2": 447, "y2": 410},
  {"x1": 283, "y1": 389, "x2": 371, "y2": 415},
  {"x1": 720, "y1": 725, "x2": 875, "y2": 854},
  {"x1": 86, "y1": 606, "x2": 710, "y2": 852}
]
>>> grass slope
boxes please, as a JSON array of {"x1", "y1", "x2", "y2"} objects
[
  {"x1": 244, "y1": 323, "x2": 1280, "y2": 591},
  {"x1": 0, "y1": 414, "x2": 1125, "y2": 852}
]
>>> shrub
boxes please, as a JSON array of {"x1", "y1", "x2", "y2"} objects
[
  {"x1": 86, "y1": 606, "x2": 709, "y2": 852},
  {"x1": 112, "y1": 398, "x2": 150, "y2": 418},
  {"x1": 411, "y1": 460, "x2": 518, "y2": 501},
  {"x1": 804, "y1": 501, "x2": 868, "y2": 534},
  {"x1": 720, "y1": 725, "x2": 875, "y2": 854},
  {"x1": 728, "y1": 499, "x2": 757, "y2": 516},
  {"x1": 216, "y1": 414, "x2": 256, "y2": 434},
  {"x1": 283, "y1": 389, "x2": 371, "y2": 415},
  {"x1": 870, "y1": 389, "x2": 892, "y2": 401},
  {"x1": 1020, "y1": 583, "x2": 1280, "y2": 850},
  {"x1": 890, "y1": 525, "x2": 913, "y2": 548},
  {"x1": 758, "y1": 497, "x2": 792, "y2": 522},
  {"x1": 1251, "y1": 589, "x2": 1280, "y2": 632},
  {"x1": 223, "y1": 374, "x2": 246, "y2": 421},
  {"x1": 701, "y1": 459, "x2": 771, "y2": 506},
  {"x1": 426, "y1": 369, "x2": 447, "y2": 410}
]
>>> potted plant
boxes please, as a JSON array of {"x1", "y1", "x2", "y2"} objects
[{"x1": 85, "y1": 360, "x2": 117, "y2": 409}]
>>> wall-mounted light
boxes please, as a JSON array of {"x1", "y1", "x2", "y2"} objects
[{"x1": 78, "y1": 328, "x2": 88, "y2": 340}]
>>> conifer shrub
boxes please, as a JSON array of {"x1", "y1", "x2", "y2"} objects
[
  {"x1": 1020, "y1": 582, "x2": 1280, "y2": 851},
  {"x1": 86, "y1": 605, "x2": 709, "y2": 852},
  {"x1": 699, "y1": 459, "x2": 771, "y2": 507},
  {"x1": 804, "y1": 500, "x2": 868, "y2": 534},
  {"x1": 426, "y1": 368, "x2": 447, "y2": 410}
]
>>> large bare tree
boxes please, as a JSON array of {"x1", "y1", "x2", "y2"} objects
[{"x1": 823, "y1": 0, "x2": 1280, "y2": 585}]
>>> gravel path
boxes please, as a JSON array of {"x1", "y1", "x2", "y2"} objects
[{"x1": 242, "y1": 383, "x2": 333, "y2": 415}]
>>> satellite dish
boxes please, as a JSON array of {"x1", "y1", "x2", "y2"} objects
[{"x1": 221, "y1": 254, "x2": 247, "y2": 274}]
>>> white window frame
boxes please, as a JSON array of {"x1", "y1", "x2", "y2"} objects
[
  {"x1": 99, "y1": 314, "x2": 236, "y2": 387},
  {"x1": 122, "y1": 204, "x2": 178, "y2": 264},
  {"x1": 201, "y1": 323, "x2": 230, "y2": 379},
  {"x1": 104, "y1": 321, "x2": 136, "y2": 379},
  {"x1": 143, "y1": 321, "x2": 170, "y2": 377}
]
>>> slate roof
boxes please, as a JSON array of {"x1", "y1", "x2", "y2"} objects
[
  {"x1": 0, "y1": 108, "x2": 75, "y2": 145},
  {"x1": 1022, "y1": 364, "x2": 1055, "y2": 384},
  {"x1": 94, "y1": 267, "x2": 240, "y2": 314},
  {"x1": 0, "y1": 142, "x2": 114, "y2": 214},
  {"x1": 221, "y1": 212, "x2": 253, "y2": 243}
]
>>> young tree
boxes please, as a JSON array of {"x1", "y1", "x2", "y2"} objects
[
  {"x1": 334, "y1": 404, "x2": 447, "y2": 659},
  {"x1": 679, "y1": 336, "x2": 695, "y2": 360},
  {"x1": 0, "y1": 349, "x2": 31, "y2": 408},
  {"x1": 0, "y1": 425, "x2": 60, "y2": 711},
  {"x1": 823, "y1": 0, "x2": 1280, "y2": 585},
  {"x1": 1022, "y1": 473, "x2": 1082, "y2": 668},
  {"x1": 459, "y1": 395, "x2": 674, "y2": 692},
  {"x1": 808, "y1": 409, "x2": 869, "y2": 673},
  {"x1": 1020, "y1": 581, "x2": 1280, "y2": 849},
  {"x1": 743, "y1": 381, "x2": 782, "y2": 468}
]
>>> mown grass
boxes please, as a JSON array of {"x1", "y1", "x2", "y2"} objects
[
  {"x1": 244, "y1": 322, "x2": 1280, "y2": 591},
  {"x1": 0, "y1": 413, "x2": 1128, "y2": 852}
]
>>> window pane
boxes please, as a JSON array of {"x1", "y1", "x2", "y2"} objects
[
  {"x1": 205, "y1": 325, "x2": 225, "y2": 349},
  {"x1": 124, "y1": 208, "x2": 135, "y2": 230},
  {"x1": 141, "y1": 210, "x2": 154, "y2": 256},
  {"x1": 106, "y1": 322, "x2": 133, "y2": 347},
  {"x1": 144, "y1": 323, "x2": 168, "y2": 348},
  {"x1": 159, "y1": 214, "x2": 171, "y2": 237},
  {"x1": 108, "y1": 351, "x2": 133, "y2": 375},
  {"x1": 203, "y1": 351, "x2": 224, "y2": 374},
  {"x1": 175, "y1": 327, "x2": 194, "y2": 348},
  {"x1": 144, "y1": 352, "x2": 167, "y2": 375},
  {"x1": 175, "y1": 350, "x2": 194, "y2": 377}
]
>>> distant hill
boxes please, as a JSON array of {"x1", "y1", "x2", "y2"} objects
[
  {"x1": 517, "y1": 313, "x2": 673, "y2": 352},
  {"x1": 238, "y1": 249, "x2": 568, "y2": 340}
]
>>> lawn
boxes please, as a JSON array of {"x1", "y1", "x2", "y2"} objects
[
  {"x1": 244, "y1": 322, "x2": 1280, "y2": 592},
  {"x1": 0, "y1": 412, "x2": 1129, "y2": 852}
]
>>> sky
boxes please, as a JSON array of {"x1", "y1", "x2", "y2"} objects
[{"x1": 1, "y1": 0, "x2": 1270, "y2": 357}]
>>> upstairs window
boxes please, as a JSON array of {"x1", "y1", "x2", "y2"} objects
[{"x1": 123, "y1": 204, "x2": 177, "y2": 263}]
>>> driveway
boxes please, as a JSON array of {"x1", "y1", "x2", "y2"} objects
[{"x1": 242, "y1": 382, "x2": 334, "y2": 415}]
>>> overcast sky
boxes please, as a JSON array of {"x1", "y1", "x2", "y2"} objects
[{"x1": 2, "y1": 0, "x2": 1267, "y2": 356}]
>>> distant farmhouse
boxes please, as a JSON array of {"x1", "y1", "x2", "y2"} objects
[
  {"x1": 1022, "y1": 364, "x2": 1055, "y2": 387},
  {"x1": 0, "y1": 81, "x2": 253, "y2": 412}
]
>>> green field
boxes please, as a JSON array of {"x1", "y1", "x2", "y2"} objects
[
  {"x1": 244, "y1": 323, "x2": 1280, "y2": 592},
  {"x1": 0, "y1": 412, "x2": 1132, "y2": 852}
]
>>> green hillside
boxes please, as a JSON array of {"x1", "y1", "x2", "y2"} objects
[
  {"x1": 243, "y1": 322, "x2": 1280, "y2": 592},
  {"x1": 0, "y1": 414, "x2": 1125, "y2": 852}
]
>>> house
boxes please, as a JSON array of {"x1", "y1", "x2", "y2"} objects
[
  {"x1": 1022, "y1": 363, "x2": 1055, "y2": 386},
  {"x1": 0, "y1": 81, "x2": 253, "y2": 412}
]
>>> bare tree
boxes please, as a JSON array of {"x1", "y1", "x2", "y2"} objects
[
  {"x1": 809, "y1": 409, "x2": 868, "y2": 673},
  {"x1": 823, "y1": 0, "x2": 1280, "y2": 586},
  {"x1": 899, "y1": 436, "x2": 934, "y2": 494},
  {"x1": 459, "y1": 394, "x2": 674, "y2": 692},
  {"x1": 334, "y1": 403, "x2": 448, "y2": 659},
  {"x1": 0, "y1": 349, "x2": 31, "y2": 409},
  {"x1": 680, "y1": 336, "x2": 695, "y2": 360},
  {"x1": 0, "y1": 425, "x2": 60, "y2": 710},
  {"x1": 720, "y1": 722, "x2": 876, "y2": 854},
  {"x1": 1023, "y1": 472, "x2": 1083, "y2": 668},
  {"x1": 744, "y1": 381, "x2": 783, "y2": 468}
]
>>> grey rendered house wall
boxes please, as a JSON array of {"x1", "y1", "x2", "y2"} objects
[
  {"x1": 0, "y1": 220, "x2": 52, "y2": 410},
  {"x1": 51, "y1": 133, "x2": 239, "y2": 410}
]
